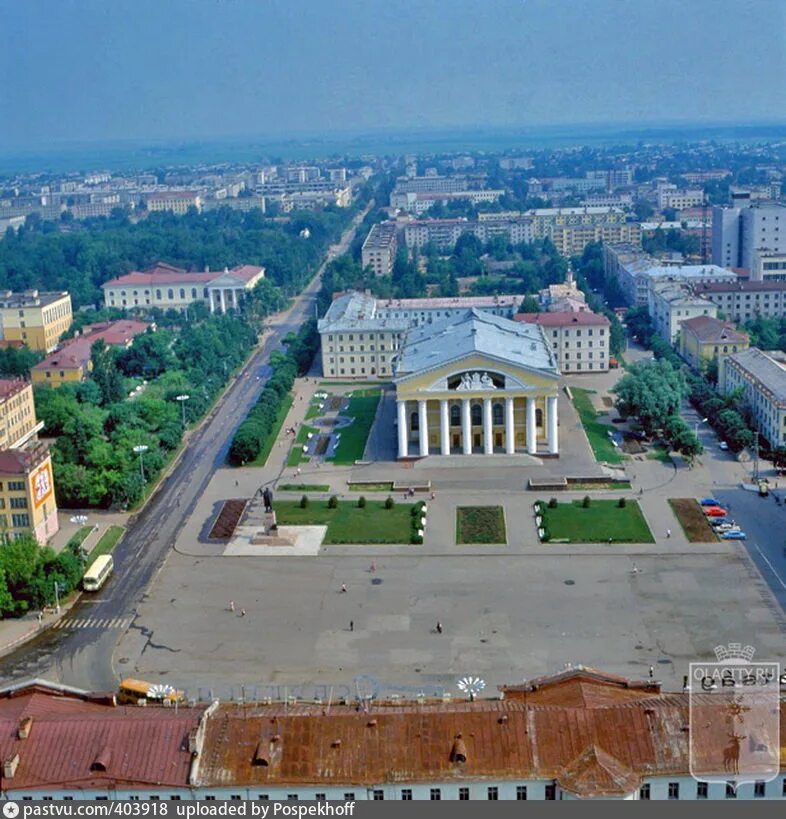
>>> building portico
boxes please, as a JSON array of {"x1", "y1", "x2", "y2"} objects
[{"x1": 393, "y1": 309, "x2": 561, "y2": 458}]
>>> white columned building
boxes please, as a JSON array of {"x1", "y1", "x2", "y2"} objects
[{"x1": 393, "y1": 310, "x2": 561, "y2": 459}]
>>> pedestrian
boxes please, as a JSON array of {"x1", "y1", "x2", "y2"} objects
[
  {"x1": 666, "y1": 529, "x2": 671, "y2": 538},
  {"x1": 229, "y1": 601, "x2": 235, "y2": 612},
  {"x1": 430, "y1": 491, "x2": 436, "y2": 501},
  {"x1": 240, "y1": 609, "x2": 246, "y2": 618},
  {"x1": 649, "y1": 665, "x2": 654, "y2": 679},
  {"x1": 369, "y1": 563, "x2": 376, "y2": 573},
  {"x1": 349, "y1": 620, "x2": 354, "y2": 632},
  {"x1": 235, "y1": 479, "x2": 239, "y2": 487},
  {"x1": 340, "y1": 583, "x2": 347, "y2": 593},
  {"x1": 296, "y1": 467, "x2": 302, "y2": 477},
  {"x1": 37, "y1": 611, "x2": 43, "y2": 627},
  {"x1": 640, "y1": 487, "x2": 644, "y2": 496},
  {"x1": 436, "y1": 621, "x2": 443, "y2": 634}
]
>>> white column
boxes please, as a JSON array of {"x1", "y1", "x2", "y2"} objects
[
  {"x1": 397, "y1": 401, "x2": 408, "y2": 459},
  {"x1": 461, "y1": 398, "x2": 472, "y2": 455},
  {"x1": 232, "y1": 289, "x2": 239, "y2": 310},
  {"x1": 483, "y1": 398, "x2": 493, "y2": 454},
  {"x1": 209, "y1": 290, "x2": 216, "y2": 313},
  {"x1": 219, "y1": 289, "x2": 227, "y2": 314},
  {"x1": 505, "y1": 397, "x2": 515, "y2": 455},
  {"x1": 547, "y1": 395, "x2": 559, "y2": 454},
  {"x1": 418, "y1": 400, "x2": 429, "y2": 457},
  {"x1": 526, "y1": 397, "x2": 537, "y2": 454},
  {"x1": 440, "y1": 400, "x2": 450, "y2": 455}
]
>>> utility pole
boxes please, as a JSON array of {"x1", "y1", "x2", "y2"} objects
[{"x1": 753, "y1": 427, "x2": 760, "y2": 482}]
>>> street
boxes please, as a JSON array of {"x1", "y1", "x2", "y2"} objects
[{"x1": 0, "y1": 206, "x2": 369, "y2": 691}]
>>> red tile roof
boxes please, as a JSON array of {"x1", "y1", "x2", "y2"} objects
[
  {"x1": 0, "y1": 683, "x2": 205, "y2": 791},
  {"x1": 0, "y1": 443, "x2": 50, "y2": 476},
  {"x1": 102, "y1": 263, "x2": 215, "y2": 289},
  {"x1": 0, "y1": 378, "x2": 29, "y2": 400},
  {"x1": 515, "y1": 311, "x2": 610, "y2": 328}
]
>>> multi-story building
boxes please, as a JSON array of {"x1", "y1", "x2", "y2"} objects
[
  {"x1": 528, "y1": 206, "x2": 627, "y2": 239},
  {"x1": 720, "y1": 347, "x2": 786, "y2": 447},
  {"x1": 548, "y1": 221, "x2": 641, "y2": 256},
  {"x1": 0, "y1": 379, "x2": 41, "y2": 450},
  {"x1": 102, "y1": 261, "x2": 265, "y2": 313},
  {"x1": 393, "y1": 175, "x2": 469, "y2": 194},
  {"x1": 145, "y1": 191, "x2": 202, "y2": 214},
  {"x1": 4, "y1": 668, "x2": 785, "y2": 801},
  {"x1": 361, "y1": 223, "x2": 398, "y2": 276},
  {"x1": 657, "y1": 186, "x2": 704, "y2": 210},
  {"x1": 693, "y1": 280, "x2": 786, "y2": 322},
  {"x1": 318, "y1": 291, "x2": 526, "y2": 379},
  {"x1": 515, "y1": 310, "x2": 610, "y2": 373},
  {"x1": 712, "y1": 203, "x2": 786, "y2": 276},
  {"x1": 390, "y1": 190, "x2": 504, "y2": 216},
  {"x1": 31, "y1": 319, "x2": 151, "y2": 387},
  {"x1": 403, "y1": 217, "x2": 534, "y2": 252},
  {"x1": 604, "y1": 244, "x2": 738, "y2": 306},
  {"x1": 0, "y1": 442, "x2": 58, "y2": 543},
  {"x1": 0, "y1": 291, "x2": 72, "y2": 353},
  {"x1": 648, "y1": 282, "x2": 718, "y2": 344},
  {"x1": 679, "y1": 315, "x2": 750, "y2": 370}
]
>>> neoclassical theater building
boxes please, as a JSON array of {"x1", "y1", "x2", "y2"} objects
[{"x1": 393, "y1": 309, "x2": 561, "y2": 457}]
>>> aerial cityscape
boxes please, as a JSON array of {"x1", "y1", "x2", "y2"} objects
[{"x1": 0, "y1": 0, "x2": 784, "y2": 804}]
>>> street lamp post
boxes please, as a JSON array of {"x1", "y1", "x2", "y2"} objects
[
  {"x1": 175, "y1": 394, "x2": 190, "y2": 427},
  {"x1": 133, "y1": 444, "x2": 149, "y2": 482},
  {"x1": 54, "y1": 581, "x2": 62, "y2": 614},
  {"x1": 694, "y1": 417, "x2": 708, "y2": 438}
]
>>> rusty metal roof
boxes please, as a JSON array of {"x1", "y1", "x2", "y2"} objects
[
  {"x1": 0, "y1": 685, "x2": 206, "y2": 791},
  {"x1": 195, "y1": 670, "x2": 786, "y2": 796}
]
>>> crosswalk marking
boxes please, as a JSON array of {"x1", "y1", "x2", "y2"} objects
[{"x1": 55, "y1": 617, "x2": 131, "y2": 630}]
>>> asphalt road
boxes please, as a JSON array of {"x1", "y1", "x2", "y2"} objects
[{"x1": 0, "y1": 207, "x2": 368, "y2": 691}]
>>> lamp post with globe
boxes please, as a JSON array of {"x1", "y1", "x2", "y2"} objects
[
  {"x1": 175, "y1": 394, "x2": 190, "y2": 428},
  {"x1": 133, "y1": 444, "x2": 149, "y2": 482}
]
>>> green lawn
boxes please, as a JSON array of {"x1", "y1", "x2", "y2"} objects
[
  {"x1": 329, "y1": 391, "x2": 381, "y2": 464},
  {"x1": 287, "y1": 424, "x2": 318, "y2": 467},
  {"x1": 348, "y1": 482, "x2": 393, "y2": 492},
  {"x1": 456, "y1": 506, "x2": 507, "y2": 544},
  {"x1": 647, "y1": 446, "x2": 674, "y2": 464},
  {"x1": 87, "y1": 525, "x2": 125, "y2": 561},
  {"x1": 278, "y1": 483, "x2": 330, "y2": 492},
  {"x1": 571, "y1": 387, "x2": 625, "y2": 465},
  {"x1": 541, "y1": 499, "x2": 654, "y2": 543},
  {"x1": 304, "y1": 399, "x2": 323, "y2": 421},
  {"x1": 248, "y1": 394, "x2": 294, "y2": 466},
  {"x1": 274, "y1": 499, "x2": 415, "y2": 544},
  {"x1": 65, "y1": 526, "x2": 93, "y2": 551}
]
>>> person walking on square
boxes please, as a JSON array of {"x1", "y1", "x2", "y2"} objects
[
  {"x1": 436, "y1": 621, "x2": 443, "y2": 634},
  {"x1": 349, "y1": 620, "x2": 354, "y2": 632},
  {"x1": 229, "y1": 600, "x2": 235, "y2": 612}
]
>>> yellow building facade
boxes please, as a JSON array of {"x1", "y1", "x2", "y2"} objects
[
  {"x1": 394, "y1": 311, "x2": 561, "y2": 457},
  {"x1": 679, "y1": 316, "x2": 750, "y2": 371},
  {"x1": 0, "y1": 291, "x2": 73, "y2": 352},
  {"x1": 0, "y1": 380, "x2": 42, "y2": 450},
  {"x1": 0, "y1": 444, "x2": 58, "y2": 544}
]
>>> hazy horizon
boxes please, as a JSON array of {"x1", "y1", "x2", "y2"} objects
[{"x1": 2, "y1": 0, "x2": 785, "y2": 159}]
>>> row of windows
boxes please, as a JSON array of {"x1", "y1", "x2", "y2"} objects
[
  {"x1": 111, "y1": 287, "x2": 207, "y2": 301},
  {"x1": 327, "y1": 345, "x2": 396, "y2": 353},
  {"x1": 550, "y1": 328, "x2": 605, "y2": 337}
]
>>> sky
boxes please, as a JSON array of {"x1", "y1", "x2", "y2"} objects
[{"x1": 2, "y1": 0, "x2": 785, "y2": 152}]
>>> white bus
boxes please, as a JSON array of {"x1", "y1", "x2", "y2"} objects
[{"x1": 82, "y1": 555, "x2": 113, "y2": 592}]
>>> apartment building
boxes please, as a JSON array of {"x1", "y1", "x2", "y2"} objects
[
  {"x1": 0, "y1": 291, "x2": 73, "y2": 352},
  {"x1": 548, "y1": 221, "x2": 641, "y2": 257},
  {"x1": 657, "y1": 185, "x2": 704, "y2": 210},
  {"x1": 361, "y1": 222, "x2": 398, "y2": 276},
  {"x1": 515, "y1": 310, "x2": 610, "y2": 373},
  {"x1": 317, "y1": 291, "x2": 526, "y2": 379},
  {"x1": 390, "y1": 190, "x2": 504, "y2": 215},
  {"x1": 648, "y1": 282, "x2": 718, "y2": 344},
  {"x1": 679, "y1": 315, "x2": 749, "y2": 370},
  {"x1": 529, "y1": 206, "x2": 628, "y2": 237},
  {"x1": 693, "y1": 281, "x2": 786, "y2": 322},
  {"x1": 145, "y1": 191, "x2": 202, "y2": 214},
  {"x1": 720, "y1": 347, "x2": 786, "y2": 448},
  {"x1": 4, "y1": 668, "x2": 785, "y2": 801},
  {"x1": 102, "y1": 261, "x2": 264, "y2": 313},
  {"x1": 0, "y1": 379, "x2": 41, "y2": 450},
  {"x1": 0, "y1": 443, "x2": 58, "y2": 543},
  {"x1": 403, "y1": 217, "x2": 534, "y2": 251}
]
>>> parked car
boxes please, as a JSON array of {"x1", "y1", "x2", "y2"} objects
[
  {"x1": 722, "y1": 530, "x2": 747, "y2": 540},
  {"x1": 719, "y1": 441, "x2": 729, "y2": 451},
  {"x1": 704, "y1": 507, "x2": 729, "y2": 517},
  {"x1": 715, "y1": 524, "x2": 740, "y2": 533},
  {"x1": 700, "y1": 498, "x2": 721, "y2": 506}
]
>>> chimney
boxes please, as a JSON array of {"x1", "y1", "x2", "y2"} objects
[
  {"x1": 17, "y1": 716, "x2": 32, "y2": 739},
  {"x1": 3, "y1": 754, "x2": 19, "y2": 779}
]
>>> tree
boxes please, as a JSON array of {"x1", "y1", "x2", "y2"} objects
[
  {"x1": 117, "y1": 330, "x2": 175, "y2": 377},
  {"x1": 613, "y1": 359, "x2": 687, "y2": 435},
  {"x1": 518, "y1": 295, "x2": 541, "y2": 313},
  {"x1": 664, "y1": 415, "x2": 703, "y2": 460},
  {"x1": 91, "y1": 340, "x2": 125, "y2": 405}
]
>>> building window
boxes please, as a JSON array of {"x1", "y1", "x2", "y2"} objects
[
  {"x1": 545, "y1": 784, "x2": 556, "y2": 800},
  {"x1": 372, "y1": 791, "x2": 384, "y2": 801},
  {"x1": 492, "y1": 403, "x2": 503, "y2": 425},
  {"x1": 401, "y1": 790, "x2": 412, "y2": 801},
  {"x1": 191, "y1": 288, "x2": 197, "y2": 298},
  {"x1": 314, "y1": 795, "x2": 325, "y2": 801},
  {"x1": 10, "y1": 497, "x2": 27, "y2": 509},
  {"x1": 458, "y1": 788, "x2": 469, "y2": 800},
  {"x1": 430, "y1": 789, "x2": 441, "y2": 800},
  {"x1": 344, "y1": 793, "x2": 354, "y2": 800},
  {"x1": 535, "y1": 408, "x2": 543, "y2": 427},
  {"x1": 168, "y1": 289, "x2": 174, "y2": 299},
  {"x1": 12, "y1": 514, "x2": 30, "y2": 528},
  {"x1": 668, "y1": 782, "x2": 680, "y2": 800},
  {"x1": 487, "y1": 787, "x2": 498, "y2": 800},
  {"x1": 639, "y1": 784, "x2": 650, "y2": 800},
  {"x1": 156, "y1": 289, "x2": 162, "y2": 300},
  {"x1": 410, "y1": 411, "x2": 419, "y2": 431},
  {"x1": 287, "y1": 795, "x2": 298, "y2": 801},
  {"x1": 754, "y1": 781, "x2": 765, "y2": 798},
  {"x1": 471, "y1": 403, "x2": 482, "y2": 425},
  {"x1": 725, "y1": 782, "x2": 737, "y2": 799},
  {"x1": 696, "y1": 781, "x2": 707, "y2": 799},
  {"x1": 516, "y1": 786, "x2": 527, "y2": 800}
]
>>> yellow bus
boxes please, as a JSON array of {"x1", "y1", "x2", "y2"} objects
[
  {"x1": 82, "y1": 554, "x2": 113, "y2": 592},
  {"x1": 118, "y1": 678, "x2": 185, "y2": 705}
]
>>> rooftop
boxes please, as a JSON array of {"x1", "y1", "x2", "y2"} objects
[
  {"x1": 317, "y1": 292, "x2": 409, "y2": 333},
  {"x1": 395, "y1": 308, "x2": 558, "y2": 377},
  {"x1": 696, "y1": 280, "x2": 786, "y2": 294},
  {"x1": 0, "y1": 378, "x2": 30, "y2": 400},
  {"x1": 0, "y1": 442, "x2": 50, "y2": 476},
  {"x1": 102, "y1": 262, "x2": 262, "y2": 289},
  {"x1": 515, "y1": 311, "x2": 610, "y2": 328},
  {"x1": 0, "y1": 291, "x2": 70, "y2": 310},
  {"x1": 379, "y1": 294, "x2": 525, "y2": 311},
  {"x1": 680, "y1": 315, "x2": 749, "y2": 344},
  {"x1": 727, "y1": 347, "x2": 786, "y2": 405}
]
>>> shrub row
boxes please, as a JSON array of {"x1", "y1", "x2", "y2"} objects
[{"x1": 228, "y1": 320, "x2": 319, "y2": 465}]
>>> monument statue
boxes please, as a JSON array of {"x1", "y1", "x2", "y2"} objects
[{"x1": 455, "y1": 371, "x2": 497, "y2": 391}]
